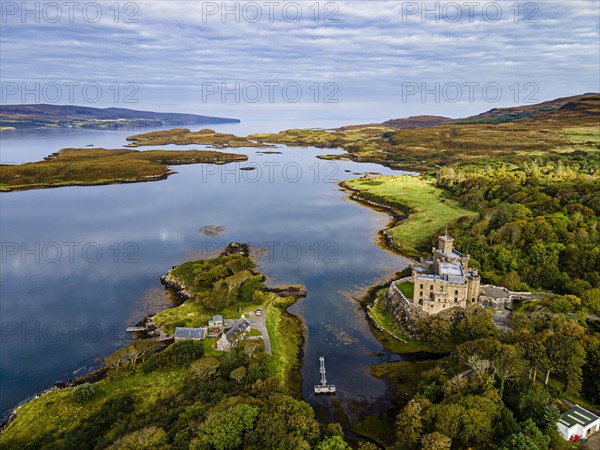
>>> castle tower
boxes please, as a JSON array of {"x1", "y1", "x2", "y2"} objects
[{"x1": 437, "y1": 235, "x2": 454, "y2": 254}]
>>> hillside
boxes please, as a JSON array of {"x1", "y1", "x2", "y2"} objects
[
  {"x1": 0, "y1": 104, "x2": 240, "y2": 129},
  {"x1": 341, "y1": 93, "x2": 599, "y2": 131}
]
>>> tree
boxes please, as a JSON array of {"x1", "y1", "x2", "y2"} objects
[
  {"x1": 422, "y1": 316, "x2": 452, "y2": 348},
  {"x1": 521, "y1": 336, "x2": 549, "y2": 383},
  {"x1": 195, "y1": 404, "x2": 259, "y2": 450},
  {"x1": 105, "y1": 340, "x2": 161, "y2": 371},
  {"x1": 230, "y1": 366, "x2": 247, "y2": 384},
  {"x1": 357, "y1": 443, "x2": 378, "y2": 450},
  {"x1": 396, "y1": 399, "x2": 427, "y2": 448},
  {"x1": 582, "y1": 338, "x2": 600, "y2": 404},
  {"x1": 107, "y1": 426, "x2": 168, "y2": 450},
  {"x1": 541, "y1": 404, "x2": 560, "y2": 430},
  {"x1": 420, "y1": 432, "x2": 451, "y2": 450},
  {"x1": 501, "y1": 271, "x2": 526, "y2": 291},
  {"x1": 246, "y1": 395, "x2": 320, "y2": 449},
  {"x1": 500, "y1": 419, "x2": 550, "y2": 450},
  {"x1": 316, "y1": 436, "x2": 350, "y2": 450},
  {"x1": 426, "y1": 403, "x2": 464, "y2": 440},
  {"x1": 71, "y1": 382, "x2": 95, "y2": 403},
  {"x1": 467, "y1": 355, "x2": 491, "y2": 384},
  {"x1": 543, "y1": 326, "x2": 586, "y2": 392},
  {"x1": 454, "y1": 305, "x2": 496, "y2": 342},
  {"x1": 491, "y1": 344, "x2": 525, "y2": 397},
  {"x1": 190, "y1": 357, "x2": 221, "y2": 379},
  {"x1": 456, "y1": 394, "x2": 501, "y2": 447},
  {"x1": 581, "y1": 288, "x2": 600, "y2": 315}
]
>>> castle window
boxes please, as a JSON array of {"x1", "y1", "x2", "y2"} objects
[
  {"x1": 420, "y1": 284, "x2": 423, "y2": 289},
  {"x1": 454, "y1": 298, "x2": 458, "y2": 303},
  {"x1": 430, "y1": 286, "x2": 434, "y2": 290},
  {"x1": 454, "y1": 289, "x2": 459, "y2": 295},
  {"x1": 420, "y1": 291, "x2": 423, "y2": 297}
]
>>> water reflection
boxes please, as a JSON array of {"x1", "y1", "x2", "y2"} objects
[{"x1": 1, "y1": 124, "x2": 411, "y2": 419}]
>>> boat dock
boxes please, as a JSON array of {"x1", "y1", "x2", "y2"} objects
[{"x1": 314, "y1": 356, "x2": 336, "y2": 394}]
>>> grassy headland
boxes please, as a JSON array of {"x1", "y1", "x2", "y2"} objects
[
  {"x1": 342, "y1": 175, "x2": 476, "y2": 256},
  {"x1": 0, "y1": 245, "x2": 320, "y2": 449},
  {"x1": 0, "y1": 147, "x2": 247, "y2": 192}
]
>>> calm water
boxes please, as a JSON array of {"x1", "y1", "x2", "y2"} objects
[{"x1": 0, "y1": 121, "x2": 412, "y2": 419}]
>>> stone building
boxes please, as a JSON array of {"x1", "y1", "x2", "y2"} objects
[
  {"x1": 216, "y1": 317, "x2": 251, "y2": 352},
  {"x1": 410, "y1": 236, "x2": 480, "y2": 314},
  {"x1": 174, "y1": 327, "x2": 207, "y2": 341}
]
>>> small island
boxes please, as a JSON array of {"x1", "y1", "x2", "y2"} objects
[{"x1": 0, "y1": 147, "x2": 248, "y2": 191}]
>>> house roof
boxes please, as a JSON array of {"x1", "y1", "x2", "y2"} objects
[
  {"x1": 174, "y1": 327, "x2": 206, "y2": 339},
  {"x1": 559, "y1": 405, "x2": 600, "y2": 429},
  {"x1": 225, "y1": 318, "x2": 251, "y2": 342},
  {"x1": 212, "y1": 315, "x2": 223, "y2": 321}
]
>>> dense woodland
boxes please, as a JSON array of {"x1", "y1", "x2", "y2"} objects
[
  {"x1": 439, "y1": 152, "x2": 600, "y2": 311},
  {"x1": 387, "y1": 150, "x2": 600, "y2": 449}
]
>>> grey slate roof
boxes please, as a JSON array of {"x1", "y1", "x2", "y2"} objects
[
  {"x1": 559, "y1": 405, "x2": 600, "y2": 428},
  {"x1": 174, "y1": 327, "x2": 206, "y2": 339},
  {"x1": 212, "y1": 315, "x2": 223, "y2": 322},
  {"x1": 225, "y1": 318, "x2": 251, "y2": 342}
]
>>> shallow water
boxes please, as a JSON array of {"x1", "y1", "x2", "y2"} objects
[{"x1": 0, "y1": 121, "x2": 413, "y2": 418}]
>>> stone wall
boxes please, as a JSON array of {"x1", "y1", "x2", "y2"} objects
[{"x1": 383, "y1": 278, "x2": 429, "y2": 338}]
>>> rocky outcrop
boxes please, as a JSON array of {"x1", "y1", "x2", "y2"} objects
[
  {"x1": 383, "y1": 279, "x2": 429, "y2": 339},
  {"x1": 160, "y1": 271, "x2": 192, "y2": 305}
]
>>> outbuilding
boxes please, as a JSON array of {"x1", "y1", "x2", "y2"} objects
[
  {"x1": 208, "y1": 315, "x2": 224, "y2": 328},
  {"x1": 174, "y1": 327, "x2": 207, "y2": 341},
  {"x1": 557, "y1": 405, "x2": 600, "y2": 441}
]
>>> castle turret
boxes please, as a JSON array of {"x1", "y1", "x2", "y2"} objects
[{"x1": 437, "y1": 236, "x2": 454, "y2": 254}]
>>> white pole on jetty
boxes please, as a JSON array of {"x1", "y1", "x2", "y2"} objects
[{"x1": 319, "y1": 356, "x2": 327, "y2": 386}]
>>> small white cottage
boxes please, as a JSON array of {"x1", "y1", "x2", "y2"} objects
[{"x1": 557, "y1": 405, "x2": 600, "y2": 441}]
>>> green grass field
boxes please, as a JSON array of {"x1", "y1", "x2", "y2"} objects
[
  {"x1": 345, "y1": 175, "x2": 476, "y2": 256},
  {"x1": 266, "y1": 296, "x2": 304, "y2": 397},
  {"x1": 0, "y1": 364, "x2": 189, "y2": 446}
]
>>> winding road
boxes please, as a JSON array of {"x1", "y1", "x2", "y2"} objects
[{"x1": 246, "y1": 315, "x2": 272, "y2": 355}]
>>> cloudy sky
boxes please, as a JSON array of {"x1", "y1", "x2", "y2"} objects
[{"x1": 1, "y1": 1, "x2": 599, "y2": 123}]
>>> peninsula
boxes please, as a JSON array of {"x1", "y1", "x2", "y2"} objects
[
  {"x1": 0, "y1": 104, "x2": 240, "y2": 130},
  {"x1": 0, "y1": 244, "x2": 345, "y2": 449}
]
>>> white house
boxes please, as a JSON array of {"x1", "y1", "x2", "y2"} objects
[{"x1": 557, "y1": 405, "x2": 600, "y2": 441}]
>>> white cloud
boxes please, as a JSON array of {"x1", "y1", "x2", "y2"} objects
[{"x1": 1, "y1": 0, "x2": 598, "y2": 120}]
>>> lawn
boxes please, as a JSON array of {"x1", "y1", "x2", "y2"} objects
[
  {"x1": 344, "y1": 175, "x2": 477, "y2": 256},
  {"x1": 266, "y1": 296, "x2": 304, "y2": 397},
  {"x1": 397, "y1": 281, "x2": 414, "y2": 299}
]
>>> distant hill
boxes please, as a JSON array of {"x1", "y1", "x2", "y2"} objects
[
  {"x1": 339, "y1": 115, "x2": 452, "y2": 131},
  {"x1": 343, "y1": 93, "x2": 599, "y2": 130},
  {"x1": 0, "y1": 104, "x2": 240, "y2": 129},
  {"x1": 452, "y1": 93, "x2": 599, "y2": 124},
  {"x1": 515, "y1": 94, "x2": 600, "y2": 126}
]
